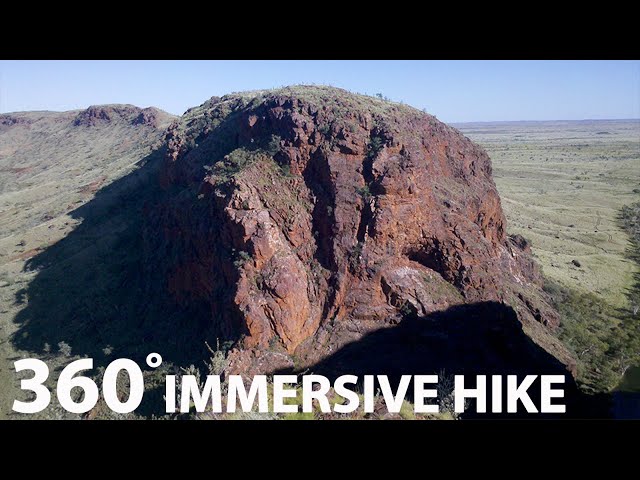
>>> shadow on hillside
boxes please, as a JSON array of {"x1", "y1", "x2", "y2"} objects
[
  {"x1": 11, "y1": 147, "x2": 216, "y2": 368},
  {"x1": 11, "y1": 156, "x2": 613, "y2": 416},
  {"x1": 9, "y1": 104, "x2": 285, "y2": 372},
  {"x1": 283, "y1": 302, "x2": 610, "y2": 418}
]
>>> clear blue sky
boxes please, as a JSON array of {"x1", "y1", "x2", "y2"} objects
[{"x1": 0, "y1": 60, "x2": 638, "y2": 122}]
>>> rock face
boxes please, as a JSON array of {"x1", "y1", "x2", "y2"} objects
[
  {"x1": 146, "y1": 86, "x2": 569, "y2": 373},
  {"x1": 73, "y1": 105, "x2": 169, "y2": 128}
]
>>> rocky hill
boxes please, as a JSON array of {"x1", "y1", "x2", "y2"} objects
[
  {"x1": 145, "y1": 86, "x2": 575, "y2": 375},
  {"x1": 0, "y1": 104, "x2": 174, "y2": 418},
  {"x1": 0, "y1": 105, "x2": 173, "y2": 238},
  {"x1": 0, "y1": 87, "x2": 589, "y2": 418}
]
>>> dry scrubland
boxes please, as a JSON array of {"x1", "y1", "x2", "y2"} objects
[
  {"x1": 457, "y1": 120, "x2": 639, "y2": 308},
  {"x1": 0, "y1": 111, "x2": 637, "y2": 419},
  {"x1": 458, "y1": 120, "x2": 640, "y2": 390},
  {"x1": 0, "y1": 110, "x2": 172, "y2": 418}
]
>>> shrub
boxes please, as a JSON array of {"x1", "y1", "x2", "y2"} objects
[
  {"x1": 357, "y1": 185, "x2": 372, "y2": 201},
  {"x1": 205, "y1": 340, "x2": 228, "y2": 377},
  {"x1": 367, "y1": 136, "x2": 384, "y2": 160},
  {"x1": 317, "y1": 124, "x2": 331, "y2": 136},
  {"x1": 279, "y1": 164, "x2": 293, "y2": 177},
  {"x1": 399, "y1": 400, "x2": 416, "y2": 420},
  {"x1": 58, "y1": 341, "x2": 72, "y2": 357},
  {"x1": 281, "y1": 386, "x2": 315, "y2": 420},
  {"x1": 265, "y1": 135, "x2": 282, "y2": 156},
  {"x1": 206, "y1": 147, "x2": 272, "y2": 184},
  {"x1": 233, "y1": 250, "x2": 252, "y2": 268},
  {"x1": 437, "y1": 370, "x2": 465, "y2": 419},
  {"x1": 399, "y1": 300, "x2": 414, "y2": 317}
]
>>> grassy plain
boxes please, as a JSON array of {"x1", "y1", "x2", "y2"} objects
[
  {"x1": 457, "y1": 120, "x2": 639, "y2": 308},
  {"x1": 457, "y1": 120, "x2": 640, "y2": 390}
]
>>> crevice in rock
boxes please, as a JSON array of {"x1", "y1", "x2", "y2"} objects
[
  {"x1": 303, "y1": 148, "x2": 336, "y2": 270},
  {"x1": 355, "y1": 206, "x2": 371, "y2": 244},
  {"x1": 320, "y1": 273, "x2": 341, "y2": 325},
  {"x1": 356, "y1": 133, "x2": 382, "y2": 243},
  {"x1": 405, "y1": 241, "x2": 452, "y2": 285}
]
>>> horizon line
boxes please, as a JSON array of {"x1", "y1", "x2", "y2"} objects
[
  {"x1": 452, "y1": 118, "x2": 640, "y2": 124},
  {"x1": 2, "y1": 106, "x2": 639, "y2": 126}
]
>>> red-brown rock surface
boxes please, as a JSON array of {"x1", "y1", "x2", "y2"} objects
[
  {"x1": 73, "y1": 105, "x2": 169, "y2": 128},
  {"x1": 147, "y1": 86, "x2": 572, "y2": 374}
]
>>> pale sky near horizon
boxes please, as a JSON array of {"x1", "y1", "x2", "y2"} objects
[{"x1": 0, "y1": 60, "x2": 638, "y2": 123}]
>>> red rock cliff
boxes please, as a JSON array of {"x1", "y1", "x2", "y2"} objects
[{"x1": 146, "y1": 86, "x2": 571, "y2": 373}]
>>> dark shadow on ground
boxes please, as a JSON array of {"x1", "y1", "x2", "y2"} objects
[
  {"x1": 9, "y1": 105, "x2": 282, "y2": 372},
  {"x1": 10, "y1": 147, "x2": 217, "y2": 369},
  {"x1": 282, "y1": 302, "x2": 612, "y2": 418}
]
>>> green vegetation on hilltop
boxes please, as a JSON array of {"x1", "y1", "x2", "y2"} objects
[
  {"x1": 181, "y1": 85, "x2": 429, "y2": 136},
  {"x1": 235, "y1": 84, "x2": 423, "y2": 117},
  {"x1": 204, "y1": 135, "x2": 283, "y2": 185}
]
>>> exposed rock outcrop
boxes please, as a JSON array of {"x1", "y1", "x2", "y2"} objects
[
  {"x1": 0, "y1": 115, "x2": 33, "y2": 129},
  {"x1": 145, "y1": 86, "x2": 573, "y2": 374},
  {"x1": 74, "y1": 105, "x2": 171, "y2": 128}
]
